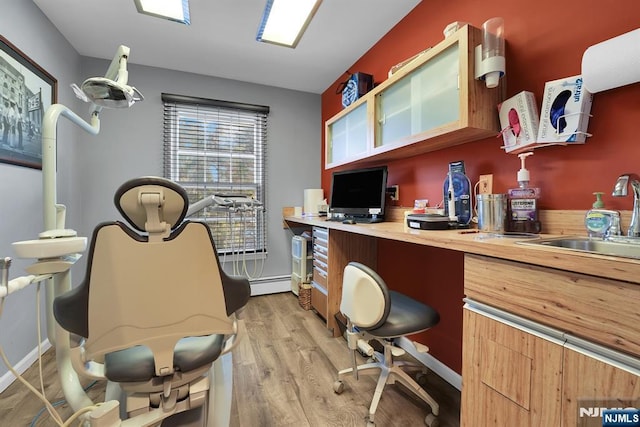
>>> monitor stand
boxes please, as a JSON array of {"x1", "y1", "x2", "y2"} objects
[{"x1": 328, "y1": 214, "x2": 384, "y2": 224}]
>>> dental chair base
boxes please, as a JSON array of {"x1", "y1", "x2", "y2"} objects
[{"x1": 89, "y1": 352, "x2": 234, "y2": 427}]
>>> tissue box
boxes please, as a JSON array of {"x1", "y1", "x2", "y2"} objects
[
  {"x1": 537, "y1": 75, "x2": 593, "y2": 144},
  {"x1": 498, "y1": 91, "x2": 540, "y2": 153}
]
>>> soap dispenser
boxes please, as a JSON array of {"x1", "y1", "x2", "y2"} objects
[
  {"x1": 506, "y1": 152, "x2": 542, "y2": 233},
  {"x1": 585, "y1": 192, "x2": 621, "y2": 237}
]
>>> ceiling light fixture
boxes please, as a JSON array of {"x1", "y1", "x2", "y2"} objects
[
  {"x1": 134, "y1": 0, "x2": 191, "y2": 25},
  {"x1": 256, "y1": 0, "x2": 322, "y2": 48}
]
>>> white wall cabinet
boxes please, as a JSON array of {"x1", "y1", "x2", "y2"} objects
[
  {"x1": 325, "y1": 102, "x2": 370, "y2": 166},
  {"x1": 325, "y1": 24, "x2": 503, "y2": 169},
  {"x1": 375, "y1": 43, "x2": 460, "y2": 152}
]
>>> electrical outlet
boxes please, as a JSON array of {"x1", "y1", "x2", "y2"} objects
[
  {"x1": 387, "y1": 185, "x2": 399, "y2": 201},
  {"x1": 479, "y1": 174, "x2": 493, "y2": 195}
]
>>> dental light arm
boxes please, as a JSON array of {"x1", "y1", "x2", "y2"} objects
[
  {"x1": 71, "y1": 44, "x2": 144, "y2": 111},
  {"x1": 13, "y1": 45, "x2": 145, "y2": 415},
  {"x1": 42, "y1": 106, "x2": 100, "y2": 232},
  {"x1": 105, "y1": 45, "x2": 130, "y2": 84}
]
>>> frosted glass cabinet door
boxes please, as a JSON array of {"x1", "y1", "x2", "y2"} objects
[
  {"x1": 327, "y1": 102, "x2": 368, "y2": 165},
  {"x1": 377, "y1": 44, "x2": 460, "y2": 148}
]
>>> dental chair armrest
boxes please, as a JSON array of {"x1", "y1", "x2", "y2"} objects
[
  {"x1": 220, "y1": 318, "x2": 244, "y2": 355},
  {"x1": 234, "y1": 306, "x2": 247, "y2": 320},
  {"x1": 220, "y1": 273, "x2": 251, "y2": 316},
  {"x1": 70, "y1": 343, "x2": 107, "y2": 381}
]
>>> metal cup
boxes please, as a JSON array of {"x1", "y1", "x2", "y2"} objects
[{"x1": 476, "y1": 194, "x2": 507, "y2": 232}]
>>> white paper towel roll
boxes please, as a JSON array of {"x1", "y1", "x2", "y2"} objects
[
  {"x1": 582, "y1": 28, "x2": 640, "y2": 93},
  {"x1": 303, "y1": 189, "x2": 324, "y2": 215}
]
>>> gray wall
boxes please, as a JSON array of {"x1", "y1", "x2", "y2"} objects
[
  {"x1": 0, "y1": 0, "x2": 84, "y2": 382},
  {"x1": 0, "y1": 0, "x2": 321, "y2": 383},
  {"x1": 73, "y1": 58, "x2": 321, "y2": 278}
]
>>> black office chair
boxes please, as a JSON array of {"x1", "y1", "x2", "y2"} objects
[
  {"x1": 53, "y1": 176, "x2": 251, "y2": 426},
  {"x1": 334, "y1": 262, "x2": 440, "y2": 427}
]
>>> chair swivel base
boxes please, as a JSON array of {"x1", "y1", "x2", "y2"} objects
[{"x1": 333, "y1": 346, "x2": 440, "y2": 427}]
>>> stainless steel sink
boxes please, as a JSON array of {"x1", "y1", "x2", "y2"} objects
[{"x1": 518, "y1": 236, "x2": 640, "y2": 260}]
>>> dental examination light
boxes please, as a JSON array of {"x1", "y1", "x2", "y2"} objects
[
  {"x1": 12, "y1": 45, "x2": 143, "y2": 414},
  {"x1": 71, "y1": 45, "x2": 144, "y2": 110},
  {"x1": 475, "y1": 17, "x2": 505, "y2": 88}
]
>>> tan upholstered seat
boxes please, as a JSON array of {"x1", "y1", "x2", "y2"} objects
[{"x1": 53, "y1": 176, "x2": 250, "y2": 423}]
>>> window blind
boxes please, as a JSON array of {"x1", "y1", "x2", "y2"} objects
[{"x1": 162, "y1": 93, "x2": 269, "y2": 255}]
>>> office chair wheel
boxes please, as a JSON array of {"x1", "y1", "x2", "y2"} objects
[
  {"x1": 425, "y1": 413, "x2": 439, "y2": 427},
  {"x1": 415, "y1": 371, "x2": 428, "y2": 386},
  {"x1": 333, "y1": 380, "x2": 345, "y2": 394}
]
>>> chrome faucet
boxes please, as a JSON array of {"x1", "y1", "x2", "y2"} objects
[{"x1": 613, "y1": 174, "x2": 640, "y2": 237}]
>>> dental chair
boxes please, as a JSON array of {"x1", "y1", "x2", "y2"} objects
[
  {"x1": 333, "y1": 262, "x2": 440, "y2": 427},
  {"x1": 53, "y1": 176, "x2": 251, "y2": 426}
]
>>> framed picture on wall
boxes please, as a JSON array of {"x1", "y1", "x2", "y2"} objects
[{"x1": 0, "y1": 35, "x2": 57, "y2": 170}]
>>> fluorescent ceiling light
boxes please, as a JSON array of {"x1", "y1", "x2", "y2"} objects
[
  {"x1": 256, "y1": 0, "x2": 322, "y2": 48},
  {"x1": 135, "y1": 0, "x2": 191, "y2": 25}
]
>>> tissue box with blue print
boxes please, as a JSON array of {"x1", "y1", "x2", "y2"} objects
[{"x1": 537, "y1": 75, "x2": 593, "y2": 144}]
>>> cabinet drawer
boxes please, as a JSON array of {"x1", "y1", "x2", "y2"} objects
[
  {"x1": 313, "y1": 226, "x2": 328, "y2": 241},
  {"x1": 314, "y1": 239, "x2": 328, "y2": 251},
  {"x1": 313, "y1": 259, "x2": 328, "y2": 276},
  {"x1": 314, "y1": 238, "x2": 328, "y2": 253},
  {"x1": 313, "y1": 250, "x2": 328, "y2": 266},
  {"x1": 311, "y1": 282, "x2": 328, "y2": 320},
  {"x1": 313, "y1": 268, "x2": 328, "y2": 290},
  {"x1": 465, "y1": 254, "x2": 640, "y2": 357}
]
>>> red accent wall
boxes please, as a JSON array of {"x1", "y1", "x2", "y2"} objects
[
  {"x1": 376, "y1": 242, "x2": 465, "y2": 373},
  {"x1": 320, "y1": 0, "x2": 640, "y2": 374},
  {"x1": 321, "y1": 0, "x2": 640, "y2": 211}
]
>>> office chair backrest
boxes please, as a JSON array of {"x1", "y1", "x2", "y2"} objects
[
  {"x1": 55, "y1": 177, "x2": 239, "y2": 378},
  {"x1": 340, "y1": 262, "x2": 391, "y2": 330}
]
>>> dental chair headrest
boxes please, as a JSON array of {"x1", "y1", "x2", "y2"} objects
[{"x1": 114, "y1": 177, "x2": 189, "y2": 236}]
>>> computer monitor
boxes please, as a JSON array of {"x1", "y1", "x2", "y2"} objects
[{"x1": 329, "y1": 166, "x2": 388, "y2": 222}]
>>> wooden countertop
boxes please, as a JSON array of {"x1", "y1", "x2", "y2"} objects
[{"x1": 284, "y1": 215, "x2": 640, "y2": 285}]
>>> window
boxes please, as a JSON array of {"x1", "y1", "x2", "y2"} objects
[{"x1": 162, "y1": 93, "x2": 269, "y2": 256}]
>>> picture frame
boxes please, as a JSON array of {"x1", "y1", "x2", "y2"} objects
[{"x1": 0, "y1": 35, "x2": 57, "y2": 170}]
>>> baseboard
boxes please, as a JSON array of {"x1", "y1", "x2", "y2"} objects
[
  {"x1": 250, "y1": 277, "x2": 291, "y2": 296},
  {"x1": 0, "y1": 339, "x2": 51, "y2": 394},
  {"x1": 397, "y1": 336, "x2": 462, "y2": 391}
]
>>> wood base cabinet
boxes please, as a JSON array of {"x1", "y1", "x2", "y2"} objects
[
  {"x1": 562, "y1": 344, "x2": 640, "y2": 427},
  {"x1": 462, "y1": 254, "x2": 640, "y2": 427},
  {"x1": 461, "y1": 308, "x2": 563, "y2": 427}
]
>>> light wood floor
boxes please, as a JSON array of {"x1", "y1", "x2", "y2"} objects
[{"x1": 0, "y1": 292, "x2": 460, "y2": 426}]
